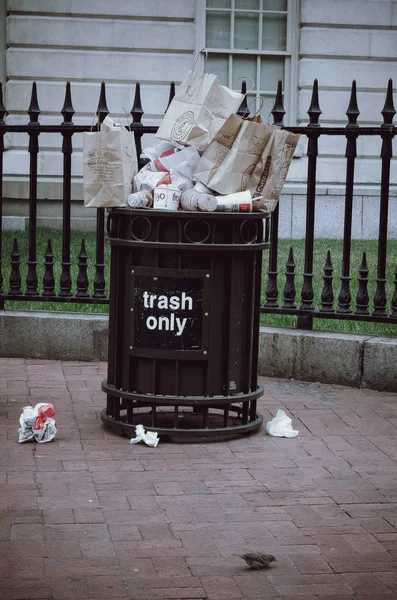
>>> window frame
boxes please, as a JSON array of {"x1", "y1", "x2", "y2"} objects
[{"x1": 196, "y1": 0, "x2": 299, "y2": 126}]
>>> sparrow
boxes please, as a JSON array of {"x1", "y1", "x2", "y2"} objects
[{"x1": 239, "y1": 553, "x2": 276, "y2": 570}]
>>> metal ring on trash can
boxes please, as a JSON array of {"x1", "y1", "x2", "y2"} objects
[
  {"x1": 130, "y1": 216, "x2": 152, "y2": 241},
  {"x1": 239, "y1": 219, "x2": 258, "y2": 244},
  {"x1": 183, "y1": 219, "x2": 211, "y2": 244}
]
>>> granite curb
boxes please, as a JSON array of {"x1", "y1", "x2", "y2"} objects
[{"x1": 0, "y1": 311, "x2": 396, "y2": 392}]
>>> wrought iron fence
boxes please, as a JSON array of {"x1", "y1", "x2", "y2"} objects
[
  {"x1": 0, "y1": 80, "x2": 160, "y2": 308},
  {"x1": 262, "y1": 79, "x2": 396, "y2": 328},
  {"x1": 0, "y1": 77, "x2": 396, "y2": 329}
]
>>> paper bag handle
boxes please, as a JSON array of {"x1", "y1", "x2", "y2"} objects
[
  {"x1": 242, "y1": 96, "x2": 275, "y2": 122},
  {"x1": 234, "y1": 76, "x2": 255, "y2": 94},
  {"x1": 120, "y1": 107, "x2": 135, "y2": 158},
  {"x1": 186, "y1": 47, "x2": 208, "y2": 97},
  {"x1": 90, "y1": 112, "x2": 102, "y2": 150}
]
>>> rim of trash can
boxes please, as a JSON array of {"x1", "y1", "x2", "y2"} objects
[{"x1": 108, "y1": 207, "x2": 270, "y2": 220}]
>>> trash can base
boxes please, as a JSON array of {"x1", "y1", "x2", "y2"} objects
[
  {"x1": 101, "y1": 383, "x2": 264, "y2": 443},
  {"x1": 100, "y1": 408, "x2": 263, "y2": 443}
]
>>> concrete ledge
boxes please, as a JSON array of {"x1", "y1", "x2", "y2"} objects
[
  {"x1": 1, "y1": 311, "x2": 396, "y2": 392},
  {"x1": 0, "y1": 310, "x2": 109, "y2": 362},
  {"x1": 362, "y1": 337, "x2": 397, "y2": 391},
  {"x1": 259, "y1": 326, "x2": 397, "y2": 392},
  {"x1": 258, "y1": 327, "x2": 364, "y2": 388}
]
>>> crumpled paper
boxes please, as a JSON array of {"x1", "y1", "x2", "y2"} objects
[
  {"x1": 130, "y1": 424, "x2": 159, "y2": 447},
  {"x1": 18, "y1": 403, "x2": 57, "y2": 443},
  {"x1": 265, "y1": 409, "x2": 299, "y2": 438},
  {"x1": 143, "y1": 141, "x2": 200, "y2": 180}
]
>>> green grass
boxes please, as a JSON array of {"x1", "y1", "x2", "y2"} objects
[
  {"x1": 1, "y1": 228, "x2": 396, "y2": 336},
  {"x1": 260, "y1": 238, "x2": 397, "y2": 337},
  {"x1": 1, "y1": 228, "x2": 110, "y2": 314}
]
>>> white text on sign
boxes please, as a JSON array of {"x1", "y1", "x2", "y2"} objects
[{"x1": 143, "y1": 292, "x2": 193, "y2": 336}]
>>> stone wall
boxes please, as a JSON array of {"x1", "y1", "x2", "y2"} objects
[{"x1": 1, "y1": 0, "x2": 396, "y2": 233}]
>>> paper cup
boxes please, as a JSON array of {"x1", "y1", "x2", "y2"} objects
[
  {"x1": 215, "y1": 191, "x2": 252, "y2": 213},
  {"x1": 153, "y1": 185, "x2": 181, "y2": 211}
]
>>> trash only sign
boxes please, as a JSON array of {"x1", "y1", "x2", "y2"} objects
[{"x1": 132, "y1": 271, "x2": 209, "y2": 351}]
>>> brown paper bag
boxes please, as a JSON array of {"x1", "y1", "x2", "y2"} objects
[
  {"x1": 193, "y1": 114, "x2": 274, "y2": 194},
  {"x1": 83, "y1": 116, "x2": 137, "y2": 208},
  {"x1": 156, "y1": 71, "x2": 244, "y2": 153},
  {"x1": 251, "y1": 128, "x2": 301, "y2": 212},
  {"x1": 193, "y1": 114, "x2": 300, "y2": 210}
]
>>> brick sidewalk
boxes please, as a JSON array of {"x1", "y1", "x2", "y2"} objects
[{"x1": 1, "y1": 358, "x2": 397, "y2": 599}]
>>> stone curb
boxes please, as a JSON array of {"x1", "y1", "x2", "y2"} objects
[
  {"x1": 0, "y1": 311, "x2": 396, "y2": 392},
  {"x1": 258, "y1": 326, "x2": 397, "y2": 392}
]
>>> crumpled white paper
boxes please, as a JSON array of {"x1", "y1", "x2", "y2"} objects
[
  {"x1": 143, "y1": 141, "x2": 200, "y2": 180},
  {"x1": 130, "y1": 424, "x2": 159, "y2": 447},
  {"x1": 266, "y1": 409, "x2": 299, "y2": 438},
  {"x1": 18, "y1": 403, "x2": 57, "y2": 443}
]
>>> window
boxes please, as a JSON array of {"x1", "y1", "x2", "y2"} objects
[{"x1": 200, "y1": 0, "x2": 298, "y2": 124}]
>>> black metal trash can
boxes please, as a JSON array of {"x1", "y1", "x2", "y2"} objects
[{"x1": 101, "y1": 208, "x2": 269, "y2": 442}]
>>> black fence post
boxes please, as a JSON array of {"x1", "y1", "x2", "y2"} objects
[
  {"x1": 131, "y1": 82, "x2": 144, "y2": 170},
  {"x1": 237, "y1": 80, "x2": 248, "y2": 116},
  {"x1": 76, "y1": 239, "x2": 89, "y2": 297},
  {"x1": 320, "y1": 250, "x2": 334, "y2": 312},
  {"x1": 166, "y1": 81, "x2": 175, "y2": 112},
  {"x1": 338, "y1": 80, "x2": 359, "y2": 313},
  {"x1": 9, "y1": 238, "x2": 22, "y2": 295},
  {"x1": 43, "y1": 239, "x2": 55, "y2": 297},
  {"x1": 264, "y1": 80, "x2": 285, "y2": 308},
  {"x1": 373, "y1": 79, "x2": 395, "y2": 316},
  {"x1": 26, "y1": 82, "x2": 40, "y2": 296},
  {"x1": 298, "y1": 79, "x2": 321, "y2": 330},
  {"x1": 93, "y1": 82, "x2": 108, "y2": 299},
  {"x1": 272, "y1": 80, "x2": 286, "y2": 126},
  {"x1": 356, "y1": 252, "x2": 369, "y2": 314},
  {"x1": 282, "y1": 247, "x2": 296, "y2": 308},
  {"x1": 59, "y1": 81, "x2": 75, "y2": 297}
]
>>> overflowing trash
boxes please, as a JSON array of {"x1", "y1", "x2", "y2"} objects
[
  {"x1": 18, "y1": 403, "x2": 57, "y2": 443},
  {"x1": 265, "y1": 409, "x2": 299, "y2": 438},
  {"x1": 83, "y1": 68, "x2": 300, "y2": 213},
  {"x1": 130, "y1": 424, "x2": 159, "y2": 448}
]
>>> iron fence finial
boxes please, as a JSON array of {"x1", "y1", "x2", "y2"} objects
[
  {"x1": 61, "y1": 81, "x2": 75, "y2": 125},
  {"x1": 166, "y1": 82, "x2": 175, "y2": 112},
  {"x1": 131, "y1": 82, "x2": 144, "y2": 124},
  {"x1": 237, "y1": 81, "x2": 249, "y2": 117},
  {"x1": 307, "y1": 79, "x2": 321, "y2": 127},
  {"x1": 271, "y1": 80, "x2": 285, "y2": 126},
  {"x1": 97, "y1": 81, "x2": 109, "y2": 124},
  {"x1": 381, "y1": 79, "x2": 395, "y2": 127},
  {"x1": 346, "y1": 80, "x2": 360, "y2": 127},
  {"x1": 28, "y1": 82, "x2": 40, "y2": 125}
]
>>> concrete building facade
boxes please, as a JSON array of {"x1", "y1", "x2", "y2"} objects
[{"x1": 0, "y1": 0, "x2": 396, "y2": 237}]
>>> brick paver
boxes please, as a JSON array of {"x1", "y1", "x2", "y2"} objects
[{"x1": 1, "y1": 357, "x2": 397, "y2": 599}]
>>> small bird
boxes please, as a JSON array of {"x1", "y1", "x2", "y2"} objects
[{"x1": 239, "y1": 553, "x2": 276, "y2": 570}]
